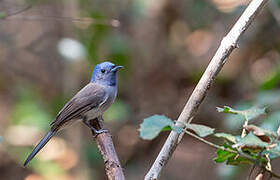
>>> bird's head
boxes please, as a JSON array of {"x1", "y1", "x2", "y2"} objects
[{"x1": 91, "y1": 61, "x2": 123, "y2": 86}]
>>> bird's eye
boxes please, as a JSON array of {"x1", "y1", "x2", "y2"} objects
[{"x1": 101, "y1": 69, "x2": 106, "y2": 73}]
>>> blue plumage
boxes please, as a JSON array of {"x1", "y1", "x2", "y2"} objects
[
  {"x1": 24, "y1": 61, "x2": 122, "y2": 167},
  {"x1": 91, "y1": 62, "x2": 122, "y2": 86}
]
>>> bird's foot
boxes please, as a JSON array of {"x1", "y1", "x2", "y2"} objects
[
  {"x1": 91, "y1": 127, "x2": 108, "y2": 138},
  {"x1": 83, "y1": 118, "x2": 108, "y2": 138}
]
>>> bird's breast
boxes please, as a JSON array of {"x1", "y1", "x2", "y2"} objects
[
  {"x1": 100, "y1": 86, "x2": 117, "y2": 112},
  {"x1": 84, "y1": 86, "x2": 117, "y2": 119}
]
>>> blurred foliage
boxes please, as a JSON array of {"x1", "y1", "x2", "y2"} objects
[
  {"x1": 82, "y1": 143, "x2": 103, "y2": 165},
  {"x1": 32, "y1": 161, "x2": 64, "y2": 178},
  {"x1": 103, "y1": 100, "x2": 129, "y2": 122},
  {"x1": 78, "y1": 15, "x2": 130, "y2": 69},
  {"x1": 260, "y1": 66, "x2": 280, "y2": 90},
  {"x1": 11, "y1": 88, "x2": 52, "y2": 130},
  {"x1": 0, "y1": 12, "x2": 7, "y2": 19}
]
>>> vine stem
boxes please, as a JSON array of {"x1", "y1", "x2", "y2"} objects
[{"x1": 145, "y1": 0, "x2": 269, "y2": 179}]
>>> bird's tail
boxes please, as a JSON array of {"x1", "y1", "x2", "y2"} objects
[{"x1": 24, "y1": 130, "x2": 56, "y2": 167}]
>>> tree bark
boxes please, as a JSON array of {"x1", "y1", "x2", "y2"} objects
[{"x1": 89, "y1": 118, "x2": 125, "y2": 180}]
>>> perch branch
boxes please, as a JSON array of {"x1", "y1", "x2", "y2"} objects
[
  {"x1": 89, "y1": 118, "x2": 125, "y2": 180},
  {"x1": 145, "y1": 0, "x2": 269, "y2": 179}
]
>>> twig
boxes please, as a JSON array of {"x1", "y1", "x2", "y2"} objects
[
  {"x1": 184, "y1": 129, "x2": 256, "y2": 161},
  {"x1": 89, "y1": 118, "x2": 125, "y2": 180},
  {"x1": 242, "y1": 120, "x2": 249, "y2": 138},
  {"x1": 145, "y1": 0, "x2": 269, "y2": 179},
  {"x1": 183, "y1": 130, "x2": 237, "y2": 153}
]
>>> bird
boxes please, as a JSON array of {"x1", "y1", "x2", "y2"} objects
[{"x1": 24, "y1": 61, "x2": 123, "y2": 167}]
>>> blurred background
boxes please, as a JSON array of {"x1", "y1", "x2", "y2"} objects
[{"x1": 1, "y1": 0, "x2": 280, "y2": 179}]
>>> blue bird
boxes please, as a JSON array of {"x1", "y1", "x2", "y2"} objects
[{"x1": 24, "y1": 61, "x2": 123, "y2": 167}]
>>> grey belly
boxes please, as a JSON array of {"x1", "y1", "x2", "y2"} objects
[
  {"x1": 84, "y1": 90, "x2": 116, "y2": 120},
  {"x1": 84, "y1": 107, "x2": 101, "y2": 120}
]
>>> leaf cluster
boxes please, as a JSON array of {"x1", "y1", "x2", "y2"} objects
[{"x1": 139, "y1": 106, "x2": 280, "y2": 176}]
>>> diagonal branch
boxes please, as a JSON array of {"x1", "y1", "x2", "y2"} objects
[
  {"x1": 145, "y1": 0, "x2": 269, "y2": 179},
  {"x1": 89, "y1": 118, "x2": 125, "y2": 180}
]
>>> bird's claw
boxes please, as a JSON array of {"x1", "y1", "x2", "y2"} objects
[
  {"x1": 82, "y1": 118, "x2": 108, "y2": 137},
  {"x1": 91, "y1": 128, "x2": 108, "y2": 138}
]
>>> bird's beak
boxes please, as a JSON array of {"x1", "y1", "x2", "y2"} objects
[{"x1": 111, "y1": 65, "x2": 123, "y2": 72}]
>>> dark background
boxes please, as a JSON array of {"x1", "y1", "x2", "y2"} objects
[{"x1": 1, "y1": 0, "x2": 280, "y2": 179}]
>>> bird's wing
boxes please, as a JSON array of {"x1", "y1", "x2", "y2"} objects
[{"x1": 50, "y1": 83, "x2": 106, "y2": 130}]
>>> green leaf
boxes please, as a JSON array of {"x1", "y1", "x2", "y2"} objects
[
  {"x1": 233, "y1": 132, "x2": 269, "y2": 149},
  {"x1": 259, "y1": 66, "x2": 280, "y2": 90},
  {"x1": 214, "y1": 144, "x2": 252, "y2": 165},
  {"x1": 215, "y1": 133, "x2": 237, "y2": 143},
  {"x1": 161, "y1": 126, "x2": 173, "y2": 131},
  {"x1": 0, "y1": 12, "x2": 7, "y2": 19},
  {"x1": 214, "y1": 149, "x2": 236, "y2": 163},
  {"x1": 216, "y1": 106, "x2": 238, "y2": 114},
  {"x1": 140, "y1": 115, "x2": 183, "y2": 140},
  {"x1": 0, "y1": 136, "x2": 2, "y2": 142},
  {"x1": 226, "y1": 156, "x2": 252, "y2": 165},
  {"x1": 217, "y1": 106, "x2": 267, "y2": 121},
  {"x1": 185, "y1": 123, "x2": 214, "y2": 137}
]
